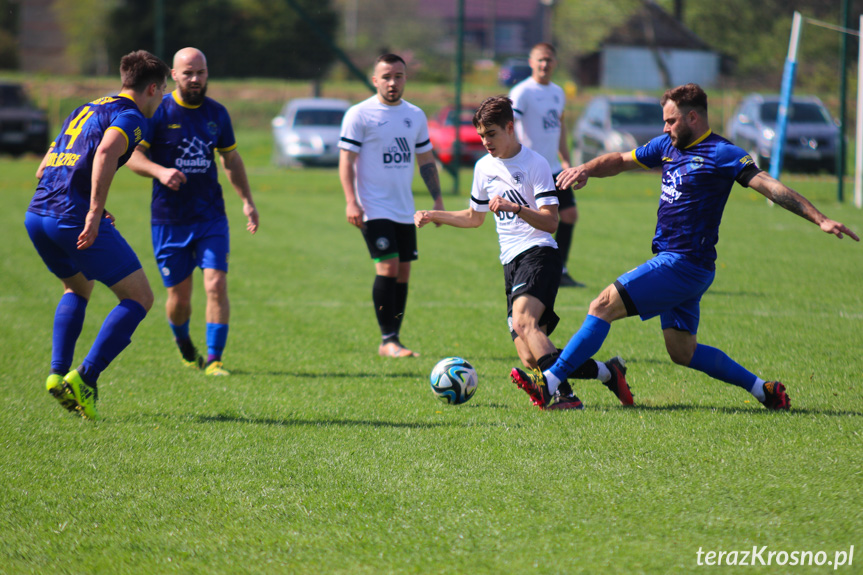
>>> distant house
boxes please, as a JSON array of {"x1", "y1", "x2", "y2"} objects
[
  {"x1": 575, "y1": 0, "x2": 722, "y2": 90},
  {"x1": 418, "y1": 0, "x2": 549, "y2": 58}
]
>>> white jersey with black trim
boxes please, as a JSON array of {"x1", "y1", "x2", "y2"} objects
[
  {"x1": 470, "y1": 145, "x2": 559, "y2": 265},
  {"x1": 338, "y1": 95, "x2": 433, "y2": 224},
  {"x1": 509, "y1": 77, "x2": 566, "y2": 173}
]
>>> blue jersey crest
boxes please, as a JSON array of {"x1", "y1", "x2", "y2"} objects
[
  {"x1": 634, "y1": 131, "x2": 753, "y2": 269},
  {"x1": 143, "y1": 91, "x2": 237, "y2": 225}
]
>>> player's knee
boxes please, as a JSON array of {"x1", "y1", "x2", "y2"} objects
[
  {"x1": 560, "y1": 206, "x2": 578, "y2": 225},
  {"x1": 587, "y1": 290, "x2": 612, "y2": 316},
  {"x1": 204, "y1": 274, "x2": 227, "y2": 298},
  {"x1": 137, "y1": 286, "x2": 155, "y2": 312},
  {"x1": 666, "y1": 342, "x2": 695, "y2": 366},
  {"x1": 511, "y1": 314, "x2": 538, "y2": 340}
]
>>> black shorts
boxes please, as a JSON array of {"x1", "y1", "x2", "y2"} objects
[
  {"x1": 552, "y1": 171, "x2": 577, "y2": 210},
  {"x1": 362, "y1": 219, "x2": 418, "y2": 262},
  {"x1": 504, "y1": 246, "x2": 562, "y2": 339}
]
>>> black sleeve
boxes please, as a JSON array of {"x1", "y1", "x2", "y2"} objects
[{"x1": 735, "y1": 163, "x2": 761, "y2": 187}]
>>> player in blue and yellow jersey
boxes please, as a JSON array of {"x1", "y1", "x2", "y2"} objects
[
  {"x1": 127, "y1": 47, "x2": 258, "y2": 377},
  {"x1": 25, "y1": 50, "x2": 170, "y2": 420},
  {"x1": 513, "y1": 83, "x2": 859, "y2": 411}
]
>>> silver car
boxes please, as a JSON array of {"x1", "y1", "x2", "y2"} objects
[
  {"x1": 572, "y1": 95, "x2": 664, "y2": 163},
  {"x1": 725, "y1": 94, "x2": 840, "y2": 173},
  {"x1": 271, "y1": 98, "x2": 350, "y2": 167}
]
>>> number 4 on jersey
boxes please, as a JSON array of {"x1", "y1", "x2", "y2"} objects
[{"x1": 64, "y1": 107, "x2": 94, "y2": 149}]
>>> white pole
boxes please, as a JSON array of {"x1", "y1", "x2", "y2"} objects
[{"x1": 856, "y1": 15, "x2": 863, "y2": 208}]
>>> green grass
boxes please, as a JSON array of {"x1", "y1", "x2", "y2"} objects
[{"x1": 2, "y1": 131, "x2": 863, "y2": 574}]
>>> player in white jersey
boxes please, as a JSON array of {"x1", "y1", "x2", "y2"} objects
[
  {"x1": 339, "y1": 54, "x2": 444, "y2": 358},
  {"x1": 510, "y1": 43, "x2": 583, "y2": 288},
  {"x1": 415, "y1": 97, "x2": 632, "y2": 411}
]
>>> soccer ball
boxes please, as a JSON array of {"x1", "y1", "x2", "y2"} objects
[{"x1": 429, "y1": 357, "x2": 478, "y2": 405}]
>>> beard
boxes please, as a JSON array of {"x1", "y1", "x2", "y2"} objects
[
  {"x1": 179, "y1": 82, "x2": 208, "y2": 106},
  {"x1": 671, "y1": 124, "x2": 694, "y2": 149}
]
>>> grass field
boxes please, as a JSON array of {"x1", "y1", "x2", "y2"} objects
[{"x1": 1, "y1": 129, "x2": 862, "y2": 574}]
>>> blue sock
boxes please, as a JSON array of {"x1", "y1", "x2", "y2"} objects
[
  {"x1": 688, "y1": 344, "x2": 758, "y2": 391},
  {"x1": 170, "y1": 319, "x2": 191, "y2": 342},
  {"x1": 51, "y1": 293, "x2": 87, "y2": 374},
  {"x1": 550, "y1": 315, "x2": 611, "y2": 382},
  {"x1": 206, "y1": 323, "x2": 229, "y2": 362},
  {"x1": 80, "y1": 299, "x2": 148, "y2": 384}
]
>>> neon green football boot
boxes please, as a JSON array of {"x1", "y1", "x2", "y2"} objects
[
  {"x1": 63, "y1": 370, "x2": 100, "y2": 421},
  {"x1": 204, "y1": 360, "x2": 230, "y2": 376},
  {"x1": 46, "y1": 373, "x2": 78, "y2": 414}
]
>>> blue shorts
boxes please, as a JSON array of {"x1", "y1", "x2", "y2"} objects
[
  {"x1": 25, "y1": 211, "x2": 143, "y2": 287},
  {"x1": 152, "y1": 216, "x2": 230, "y2": 288},
  {"x1": 615, "y1": 252, "x2": 715, "y2": 334}
]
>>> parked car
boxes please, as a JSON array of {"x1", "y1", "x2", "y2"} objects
[
  {"x1": 572, "y1": 95, "x2": 664, "y2": 163},
  {"x1": 725, "y1": 93, "x2": 840, "y2": 173},
  {"x1": 498, "y1": 58, "x2": 532, "y2": 87},
  {"x1": 271, "y1": 98, "x2": 350, "y2": 167},
  {"x1": 427, "y1": 105, "x2": 487, "y2": 167},
  {"x1": 0, "y1": 82, "x2": 49, "y2": 156}
]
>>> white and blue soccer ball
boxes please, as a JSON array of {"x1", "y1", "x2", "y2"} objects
[{"x1": 429, "y1": 357, "x2": 478, "y2": 405}]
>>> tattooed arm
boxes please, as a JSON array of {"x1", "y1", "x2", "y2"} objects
[
  {"x1": 417, "y1": 150, "x2": 444, "y2": 225},
  {"x1": 748, "y1": 171, "x2": 859, "y2": 241}
]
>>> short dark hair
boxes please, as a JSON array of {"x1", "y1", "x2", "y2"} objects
[
  {"x1": 530, "y1": 42, "x2": 557, "y2": 56},
  {"x1": 661, "y1": 83, "x2": 708, "y2": 115},
  {"x1": 120, "y1": 50, "x2": 170, "y2": 92},
  {"x1": 473, "y1": 96, "x2": 514, "y2": 129},
  {"x1": 375, "y1": 53, "x2": 406, "y2": 68}
]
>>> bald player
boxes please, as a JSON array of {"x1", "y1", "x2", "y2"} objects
[{"x1": 127, "y1": 47, "x2": 259, "y2": 377}]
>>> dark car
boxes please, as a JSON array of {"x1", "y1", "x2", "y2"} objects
[
  {"x1": 498, "y1": 58, "x2": 532, "y2": 87},
  {"x1": 427, "y1": 105, "x2": 487, "y2": 167},
  {"x1": 725, "y1": 93, "x2": 840, "y2": 173},
  {"x1": 0, "y1": 82, "x2": 50, "y2": 156},
  {"x1": 572, "y1": 95, "x2": 665, "y2": 163}
]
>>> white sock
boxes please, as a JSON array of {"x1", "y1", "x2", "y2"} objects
[
  {"x1": 544, "y1": 370, "x2": 562, "y2": 395},
  {"x1": 750, "y1": 377, "x2": 766, "y2": 401},
  {"x1": 596, "y1": 360, "x2": 611, "y2": 383}
]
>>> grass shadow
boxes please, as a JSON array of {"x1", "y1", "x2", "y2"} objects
[
  {"x1": 194, "y1": 413, "x2": 517, "y2": 429},
  {"x1": 707, "y1": 290, "x2": 766, "y2": 297},
  {"x1": 593, "y1": 403, "x2": 863, "y2": 417},
  {"x1": 228, "y1": 370, "x2": 425, "y2": 379}
]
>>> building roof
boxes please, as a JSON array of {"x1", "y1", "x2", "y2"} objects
[{"x1": 605, "y1": 0, "x2": 714, "y2": 51}]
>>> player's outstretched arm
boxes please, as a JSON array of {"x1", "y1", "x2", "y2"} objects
[
  {"x1": 748, "y1": 171, "x2": 860, "y2": 241},
  {"x1": 79, "y1": 129, "x2": 126, "y2": 250},
  {"x1": 126, "y1": 145, "x2": 187, "y2": 191},
  {"x1": 415, "y1": 208, "x2": 485, "y2": 229},
  {"x1": 220, "y1": 149, "x2": 258, "y2": 234},
  {"x1": 556, "y1": 151, "x2": 636, "y2": 190}
]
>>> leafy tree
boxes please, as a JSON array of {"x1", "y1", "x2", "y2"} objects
[
  {"x1": 0, "y1": 0, "x2": 20, "y2": 68},
  {"x1": 552, "y1": 0, "x2": 642, "y2": 58},
  {"x1": 105, "y1": 0, "x2": 337, "y2": 79},
  {"x1": 331, "y1": 0, "x2": 446, "y2": 81},
  {"x1": 54, "y1": 0, "x2": 116, "y2": 75},
  {"x1": 654, "y1": 0, "x2": 863, "y2": 92}
]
